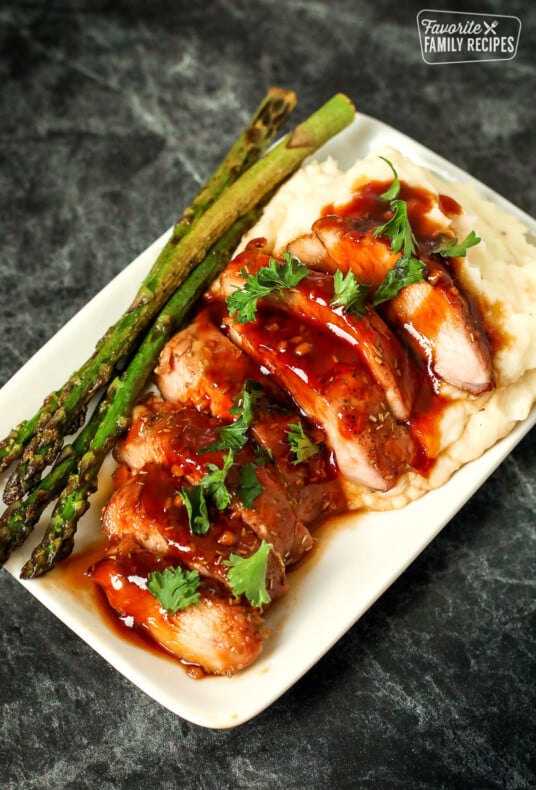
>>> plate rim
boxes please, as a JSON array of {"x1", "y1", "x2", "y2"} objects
[{"x1": 1, "y1": 111, "x2": 535, "y2": 729}]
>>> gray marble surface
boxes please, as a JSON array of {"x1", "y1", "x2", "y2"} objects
[{"x1": 1, "y1": 1, "x2": 535, "y2": 787}]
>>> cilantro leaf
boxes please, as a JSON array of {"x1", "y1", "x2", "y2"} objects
[
  {"x1": 287, "y1": 422, "x2": 321, "y2": 464},
  {"x1": 435, "y1": 230, "x2": 481, "y2": 258},
  {"x1": 237, "y1": 463, "x2": 264, "y2": 508},
  {"x1": 147, "y1": 566, "x2": 201, "y2": 613},
  {"x1": 179, "y1": 485, "x2": 210, "y2": 535},
  {"x1": 373, "y1": 199, "x2": 417, "y2": 258},
  {"x1": 223, "y1": 540, "x2": 272, "y2": 608},
  {"x1": 379, "y1": 156, "x2": 400, "y2": 201},
  {"x1": 202, "y1": 450, "x2": 234, "y2": 510},
  {"x1": 204, "y1": 421, "x2": 247, "y2": 453},
  {"x1": 227, "y1": 252, "x2": 309, "y2": 323},
  {"x1": 202, "y1": 379, "x2": 263, "y2": 453},
  {"x1": 330, "y1": 269, "x2": 370, "y2": 317},
  {"x1": 179, "y1": 450, "x2": 234, "y2": 534},
  {"x1": 229, "y1": 379, "x2": 263, "y2": 420},
  {"x1": 372, "y1": 256, "x2": 426, "y2": 306},
  {"x1": 253, "y1": 444, "x2": 273, "y2": 466}
]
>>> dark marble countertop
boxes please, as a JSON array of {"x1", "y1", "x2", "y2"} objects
[{"x1": 1, "y1": 1, "x2": 535, "y2": 787}]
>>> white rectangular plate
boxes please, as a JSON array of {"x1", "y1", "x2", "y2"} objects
[{"x1": 1, "y1": 114, "x2": 535, "y2": 729}]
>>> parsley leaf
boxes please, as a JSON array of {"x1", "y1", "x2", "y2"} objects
[
  {"x1": 287, "y1": 422, "x2": 321, "y2": 464},
  {"x1": 373, "y1": 199, "x2": 417, "y2": 258},
  {"x1": 435, "y1": 230, "x2": 481, "y2": 258},
  {"x1": 372, "y1": 256, "x2": 426, "y2": 306},
  {"x1": 330, "y1": 269, "x2": 370, "y2": 317},
  {"x1": 179, "y1": 450, "x2": 234, "y2": 534},
  {"x1": 237, "y1": 462, "x2": 264, "y2": 507},
  {"x1": 227, "y1": 252, "x2": 309, "y2": 323},
  {"x1": 223, "y1": 540, "x2": 272, "y2": 608},
  {"x1": 147, "y1": 566, "x2": 201, "y2": 613},
  {"x1": 179, "y1": 485, "x2": 210, "y2": 535},
  {"x1": 202, "y1": 450, "x2": 234, "y2": 510},
  {"x1": 253, "y1": 444, "x2": 273, "y2": 466},
  {"x1": 379, "y1": 156, "x2": 401, "y2": 201},
  {"x1": 202, "y1": 379, "x2": 263, "y2": 453}
]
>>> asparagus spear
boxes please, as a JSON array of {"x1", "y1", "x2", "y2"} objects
[
  {"x1": 146, "y1": 86, "x2": 297, "y2": 283},
  {"x1": 0, "y1": 87, "x2": 297, "y2": 489},
  {"x1": 0, "y1": 398, "x2": 104, "y2": 565},
  {"x1": 4, "y1": 93, "x2": 354, "y2": 504},
  {"x1": 19, "y1": 207, "x2": 260, "y2": 578},
  {"x1": 19, "y1": 95, "x2": 357, "y2": 578}
]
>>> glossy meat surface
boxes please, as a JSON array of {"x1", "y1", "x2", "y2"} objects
[
  {"x1": 155, "y1": 317, "x2": 347, "y2": 524},
  {"x1": 384, "y1": 259, "x2": 493, "y2": 393},
  {"x1": 155, "y1": 310, "x2": 260, "y2": 416},
  {"x1": 117, "y1": 395, "x2": 313, "y2": 566},
  {"x1": 227, "y1": 310, "x2": 416, "y2": 491},
  {"x1": 312, "y1": 215, "x2": 493, "y2": 394},
  {"x1": 102, "y1": 464, "x2": 288, "y2": 600},
  {"x1": 219, "y1": 245, "x2": 418, "y2": 420},
  {"x1": 90, "y1": 550, "x2": 263, "y2": 676},
  {"x1": 250, "y1": 408, "x2": 347, "y2": 525}
]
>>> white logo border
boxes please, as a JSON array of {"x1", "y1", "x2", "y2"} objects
[{"x1": 417, "y1": 9, "x2": 522, "y2": 66}]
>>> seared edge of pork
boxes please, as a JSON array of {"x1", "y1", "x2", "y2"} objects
[
  {"x1": 310, "y1": 215, "x2": 493, "y2": 394},
  {"x1": 116, "y1": 394, "x2": 313, "y2": 566},
  {"x1": 154, "y1": 314, "x2": 348, "y2": 523},
  {"x1": 90, "y1": 548, "x2": 264, "y2": 676},
  {"x1": 102, "y1": 464, "x2": 289, "y2": 601}
]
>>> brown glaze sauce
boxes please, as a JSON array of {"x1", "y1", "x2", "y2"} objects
[
  {"x1": 249, "y1": 307, "x2": 364, "y2": 395},
  {"x1": 135, "y1": 464, "x2": 261, "y2": 580},
  {"x1": 49, "y1": 540, "x2": 191, "y2": 669},
  {"x1": 328, "y1": 180, "x2": 501, "y2": 358},
  {"x1": 323, "y1": 179, "x2": 447, "y2": 246},
  {"x1": 67, "y1": 178, "x2": 494, "y2": 672}
]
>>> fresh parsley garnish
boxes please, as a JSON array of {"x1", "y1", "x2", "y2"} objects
[
  {"x1": 179, "y1": 450, "x2": 234, "y2": 534},
  {"x1": 202, "y1": 379, "x2": 263, "y2": 453},
  {"x1": 201, "y1": 450, "x2": 234, "y2": 510},
  {"x1": 379, "y1": 156, "x2": 401, "y2": 200},
  {"x1": 435, "y1": 230, "x2": 481, "y2": 258},
  {"x1": 181, "y1": 381, "x2": 268, "y2": 532},
  {"x1": 374, "y1": 199, "x2": 417, "y2": 258},
  {"x1": 373, "y1": 158, "x2": 417, "y2": 259},
  {"x1": 253, "y1": 444, "x2": 273, "y2": 466},
  {"x1": 372, "y1": 256, "x2": 426, "y2": 306},
  {"x1": 287, "y1": 422, "x2": 321, "y2": 464},
  {"x1": 330, "y1": 269, "x2": 370, "y2": 317},
  {"x1": 237, "y1": 462, "x2": 264, "y2": 508},
  {"x1": 147, "y1": 566, "x2": 201, "y2": 613},
  {"x1": 226, "y1": 251, "x2": 309, "y2": 323},
  {"x1": 371, "y1": 159, "x2": 479, "y2": 305},
  {"x1": 179, "y1": 485, "x2": 211, "y2": 535},
  {"x1": 223, "y1": 540, "x2": 272, "y2": 608}
]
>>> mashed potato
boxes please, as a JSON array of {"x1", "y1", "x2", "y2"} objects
[{"x1": 238, "y1": 147, "x2": 536, "y2": 510}]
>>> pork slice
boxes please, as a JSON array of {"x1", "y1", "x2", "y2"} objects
[
  {"x1": 313, "y1": 215, "x2": 397, "y2": 283},
  {"x1": 102, "y1": 465, "x2": 288, "y2": 601},
  {"x1": 89, "y1": 550, "x2": 264, "y2": 676},
  {"x1": 312, "y1": 215, "x2": 493, "y2": 394},
  {"x1": 116, "y1": 396, "x2": 313, "y2": 566},
  {"x1": 218, "y1": 249, "x2": 417, "y2": 420},
  {"x1": 116, "y1": 394, "x2": 226, "y2": 478},
  {"x1": 227, "y1": 311, "x2": 416, "y2": 491},
  {"x1": 251, "y1": 409, "x2": 347, "y2": 524},
  {"x1": 154, "y1": 320, "x2": 348, "y2": 525},
  {"x1": 286, "y1": 232, "x2": 334, "y2": 270},
  {"x1": 385, "y1": 260, "x2": 493, "y2": 393},
  {"x1": 155, "y1": 310, "x2": 260, "y2": 418}
]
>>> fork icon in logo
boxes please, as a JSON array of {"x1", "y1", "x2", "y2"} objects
[{"x1": 483, "y1": 20, "x2": 499, "y2": 35}]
